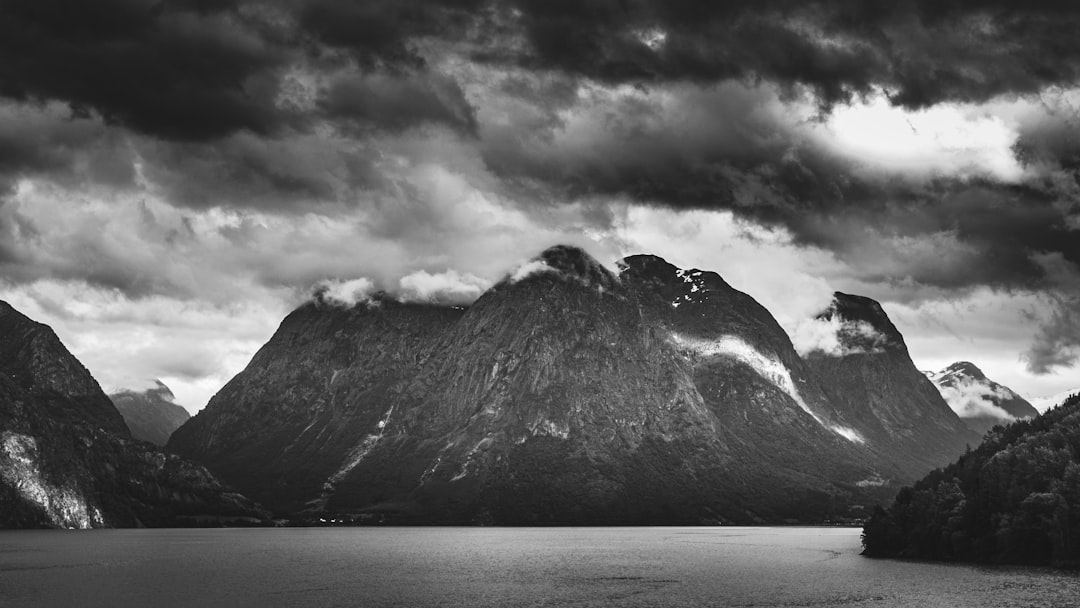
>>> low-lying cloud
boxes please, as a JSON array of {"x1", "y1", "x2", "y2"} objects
[
  {"x1": 399, "y1": 269, "x2": 489, "y2": 304},
  {"x1": 791, "y1": 316, "x2": 890, "y2": 357},
  {"x1": 314, "y1": 277, "x2": 376, "y2": 307},
  {"x1": 936, "y1": 380, "x2": 1018, "y2": 421}
]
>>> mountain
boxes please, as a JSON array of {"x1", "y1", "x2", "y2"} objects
[
  {"x1": 926, "y1": 362, "x2": 1039, "y2": 436},
  {"x1": 0, "y1": 301, "x2": 266, "y2": 528},
  {"x1": 109, "y1": 380, "x2": 191, "y2": 446},
  {"x1": 862, "y1": 393, "x2": 1080, "y2": 565},
  {"x1": 801, "y1": 293, "x2": 981, "y2": 480},
  {"x1": 170, "y1": 246, "x2": 974, "y2": 524}
]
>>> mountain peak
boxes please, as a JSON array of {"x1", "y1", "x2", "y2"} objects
[
  {"x1": 114, "y1": 379, "x2": 176, "y2": 402},
  {"x1": 109, "y1": 380, "x2": 190, "y2": 446},
  {"x1": 617, "y1": 253, "x2": 677, "y2": 276},
  {"x1": 943, "y1": 361, "x2": 986, "y2": 380},
  {"x1": 616, "y1": 254, "x2": 731, "y2": 303},
  {"x1": 819, "y1": 292, "x2": 905, "y2": 352},
  {"x1": 927, "y1": 361, "x2": 1038, "y2": 434},
  {"x1": 508, "y1": 245, "x2": 619, "y2": 291}
]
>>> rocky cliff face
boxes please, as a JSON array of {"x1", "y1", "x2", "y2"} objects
[
  {"x1": 0, "y1": 301, "x2": 266, "y2": 528},
  {"x1": 804, "y1": 293, "x2": 981, "y2": 480},
  {"x1": 927, "y1": 362, "x2": 1039, "y2": 436},
  {"x1": 109, "y1": 380, "x2": 191, "y2": 446},
  {"x1": 174, "y1": 246, "x2": 966, "y2": 524}
]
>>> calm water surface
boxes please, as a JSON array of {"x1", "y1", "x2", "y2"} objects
[{"x1": 1, "y1": 527, "x2": 1078, "y2": 607}]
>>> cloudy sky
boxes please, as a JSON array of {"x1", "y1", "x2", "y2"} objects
[{"x1": 2, "y1": 0, "x2": 1080, "y2": 412}]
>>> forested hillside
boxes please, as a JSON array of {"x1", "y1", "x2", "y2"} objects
[{"x1": 862, "y1": 393, "x2": 1080, "y2": 565}]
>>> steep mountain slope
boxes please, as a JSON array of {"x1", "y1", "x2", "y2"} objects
[
  {"x1": 927, "y1": 362, "x2": 1039, "y2": 436},
  {"x1": 109, "y1": 380, "x2": 191, "y2": 446},
  {"x1": 170, "y1": 295, "x2": 466, "y2": 514},
  {"x1": 172, "y1": 246, "x2": 895, "y2": 524},
  {"x1": 0, "y1": 301, "x2": 265, "y2": 528},
  {"x1": 0, "y1": 302, "x2": 128, "y2": 437},
  {"x1": 803, "y1": 293, "x2": 981, "y2": 481},
  {"x1": 863, "y1": 393, "x2": 1080, "y2": 565}
]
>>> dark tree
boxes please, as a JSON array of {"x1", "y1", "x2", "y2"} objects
[{"x1": 862, "y1": 394, "x2": 1080, "y2": 566}]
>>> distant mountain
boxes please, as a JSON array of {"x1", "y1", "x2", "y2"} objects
[
  {"x1": 172, "y1": 246, "x2": 976, "y2": 524},
  {"x1": 0, "y1": 301, "x2": 265, "y2": 528},
  {"x1": 926, "y1": 362, "x2": 1039, "y2": 435},
  {"x1": 109, "y1": 381, "x2": 191, "y2": 446},
  {"x1": 804, "y1": 293, "x2": 981, "y2": 480},
  {"x1": 862, "y1": 393, "x2": 1080, "y2": 565}
]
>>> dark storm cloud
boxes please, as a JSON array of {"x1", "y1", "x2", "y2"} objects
[
  {"x1": 298, "y1": 0, "x2": 490, "y2": 68},
  {"x1": 0, "y1": 0, "x2": 291, "y2": 141},
  {"x1": 138, "y1": 132, "x2": 383, "y2": 210},
  {"x1": 0, "y1": 102, "x2": 137, "y2": 191},
  {"x1": 499, "y1": 0, "x2": 1080, "y2": 109},
  {"x1": 1026, "y1": 302, "x2": 1080, "y2": 374},
  {"x1": 4, "y1": 0, "x2": 1080, "y2": 141},
  {"x1": 477, "y1": 78, "x2": 1077, "y2": 291},
  {"x1": 0, "y1": 0, "x2": 484, "y2": 144},
  {"x1": 1022, "y1": 254, "x2": 1080, "y2": 374},
  {"x1": 790, "y1": 181, "x2": 1080, "y2": 286},
  {"x1": 320, "y1": 71, "x2": 477, "y2": 135}
]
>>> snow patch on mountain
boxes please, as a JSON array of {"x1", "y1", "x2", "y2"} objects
[
  {"x1": 669, "y1": 269, "x2": 710, "y2": 307},
  {"x1": 670, "y1": 333, "x2": 864, "y2": 443},
  {"x1": 791, "y1": 316, "x2": 889, "y2": 357}
]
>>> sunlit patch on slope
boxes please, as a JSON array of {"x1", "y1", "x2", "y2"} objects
[
  {"x1": 309, "y1": 405, "x2": 395, "y2": 510},
  {"x1": 0, "y1": 432, "x2": 104, "y2": 529},
  {"x1": 669, "y1": 333, "x2": 864, "y2": 443}
]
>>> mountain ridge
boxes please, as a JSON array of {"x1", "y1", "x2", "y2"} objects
[{"x1": 170, "y1": 246, "x2": 977, "y2": 524}]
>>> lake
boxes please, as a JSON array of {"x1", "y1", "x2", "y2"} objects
[{"x1": 1, "y1": 527, "x2": 1078, "y2": 607}]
